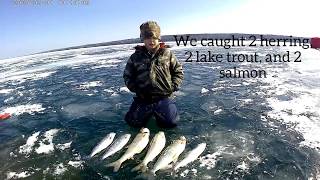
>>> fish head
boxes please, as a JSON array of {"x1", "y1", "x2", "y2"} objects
[
  {"x1": 140, "y1": 128, "x2": 150, "y2": 135},
  {"x1": 179, "y1": 136, "x2": 187, "y2": 144},
  {"x1": 124, "y1": 134, "x2": 131, "y2": 139},
  {"x1": 157, "y1": 131, "x2": 165, "y2": 137},
  {"x1": 199, "y1": 143, "x2": 207, "y2": 147},
  {"x1": 110, "y1": 133, "x2": 116, "y2": 139}
]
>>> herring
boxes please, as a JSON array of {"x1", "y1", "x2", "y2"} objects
[
  {"x1": 106, "y1": 128, "x2": 150, "y2": 172},
  {"x1": 173, "y1": 143, "x2": 206, "y2": 171},
  {"x1": 151, "y1": 136, "x2": 186, "y2": 175},
  {"x1": 89, "y1": 132, "x2": 116, "y2": 158},
  {"x1": 132, "y1": 131, "x2": 166, "y2": 172},
  {"x1": 101, "y1": 134, "x2": 131, "y2": 160}
]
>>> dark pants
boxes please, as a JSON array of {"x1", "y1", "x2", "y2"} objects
[{"x1": 125, "y1": 97, "x2": 179, "y2": 128}]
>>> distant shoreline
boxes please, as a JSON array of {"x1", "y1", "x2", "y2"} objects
[{"x1": 37, "y1": 33, "x2": 309, "y2": 55}]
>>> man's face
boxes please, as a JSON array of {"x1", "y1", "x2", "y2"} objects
[{"x1": 144, "y1": 37, "x2": 160, "y2": 51}]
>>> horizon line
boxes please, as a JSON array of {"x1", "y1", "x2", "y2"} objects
[{"x1": 1, "y1": 32, "x2": 315, "y2": 60}]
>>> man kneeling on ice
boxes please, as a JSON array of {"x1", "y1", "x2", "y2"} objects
[{"x1": 123, "y1": 21, "x2": 184, "y2": 128}]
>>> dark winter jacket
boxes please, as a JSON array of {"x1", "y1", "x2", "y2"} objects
[{"x1": 123, "y1": 43, "x2": 183, "y2": 100}]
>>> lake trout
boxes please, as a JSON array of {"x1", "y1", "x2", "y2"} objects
[
  {"x1": 106, "y1": 128, "x2": 150, "y2": 172},
  {"x1": 151, "y1": 136, "x2": 186, "y2": 175},
  {"x1": 101, "y1": 134, "x2": 131, "y2": 160},
  {"x1": 131, "y1": 131, "x2": 166, "y2": 172},
  {"x1": 89, "y1": 132, "x2": 116, "y2": 158},
  {"x1": 173, "y1": 143, "x2": 206, "y2": 170}
]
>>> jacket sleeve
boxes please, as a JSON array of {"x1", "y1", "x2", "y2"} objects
[
  {"x1": 170, "y1": 51, "x2": 184, "y2": 91},
  {"x1": 123, "y1": 57, "x2": 137, "y2": 92}
]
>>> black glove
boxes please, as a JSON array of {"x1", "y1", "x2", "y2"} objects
[{"x1": 173, "y1": 85, "x2": 179, "y2": 92}]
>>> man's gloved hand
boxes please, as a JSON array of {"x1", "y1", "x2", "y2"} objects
[
  {"x1": 173, "y1": 84, "x2": 179, "y2": 92},
  {"x1": 136, "y1": 88, "x2": 146, "y2": 99}
]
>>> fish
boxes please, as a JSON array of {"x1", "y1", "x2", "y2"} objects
[
  {"x1": 89, "y1": 132, "x2": 116, "y2": 158},
  {"x1": 106, "y1": 128, "x2": 150, "y2": 172},
  {"x1": 131, "y1": 131, "x2": 166, "y2": 172},
  {"x1": 101, "y1": 134, "x2": 131, "y2": 160},
  {"x1": 173, "y1": 143, "x2": 206, "y2": 171},
  {"x1": 151, "y1": 136, "x2": 186, "y2": 175}
]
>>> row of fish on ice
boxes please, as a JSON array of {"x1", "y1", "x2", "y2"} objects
[{"x1": 88, "y1": 128, "x2": 206, "y2": 175}]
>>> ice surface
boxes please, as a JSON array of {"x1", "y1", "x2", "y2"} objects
[
  {"x1": 61, "y1": 102, "x2": 109, "y2": 119},
  {"x1": 0, "y1": 41, "x2": 319, "y2": 179},
  {"x1": 261, "y1": 48, "x2": 320, "y2": 150}
]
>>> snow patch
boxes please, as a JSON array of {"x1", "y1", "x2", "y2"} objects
[
  {"x1": 4, "y1": 97, "x2": 15, "y2": 103},
  {"x1": 214, "y1": 109, "x2": 223, "y2": 115},
  {"x1": 90, "y1": 64, "x2": 117, "y2": 69},
  {"x1": 68, "y1": 160, "x2": 84, "y2": 168},
  {"x1": 6, "y1": 171, "x2": 33, "y2": 179},
  {"x1": 202, "y1": 175, "x2": 213, "y2": 179},
  {"x1": 105, "y1": 59, "x2": 122, "y2": 64},
  {"x1": 78, "y1": 81, "x2": 102, "y2": 89},
  {"x1": 236, "y1": 161, "x2": 249, "y2": 171},
  {"x1": 266, "y1": 94, "x2": 320, "y2": 150},
  {"x1": 56, "y1": 141, "x2": 72, "y2": 151},
  {"x1": 180, "y1": 169, "x2": 189, "y2": 177},
  {"x1": 19, "y1": 131, "x2": 40, "y2": 155},
  {"x1": 173, "y1": 90, "x2": 186, "y2": 97},
  {"x1": 103, "y1": 88, "x2": 114, "y2": 93},
  {"x1": 111, "y1": 92, "x2": 119, "y2": 97},
  {"x1": 191, "y1": 168, "x2": 197, "y2": 173},
  {"x1": 53, "y1": 163, "x2": 67, "y2": 175},
  {"x1": 201, "y1": 88, "x2": 209, "y2": 94},
  {"x1": 240, "y1": 99, "x2": 253, "y2": 103},
  {"x1": 119, "y1": 87, "x2": 130, "y2": 93},
  {"x1": 1, "y1": 71, "x2": 56, "y2": 84},
  {"x1": 0, "y1": 89, "x2": 14, "y2": 94},
  {"x1": 35, "y1": 129, "x2": 60, "y2": 154},
  {"x1": 199, "y1": 146, "x2": 225, "y2": 169},
  {"x1": 2, "y1": 104, "x2": 45, "y2": 116}
]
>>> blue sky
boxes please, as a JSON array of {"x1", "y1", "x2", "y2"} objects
[{"x1": 1, "y1": 0, "x2": 319, "y2": 59}]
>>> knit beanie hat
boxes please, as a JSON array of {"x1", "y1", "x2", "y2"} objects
[{"x1": 140, "y1": 21, "x2": 161, "y2": 40}]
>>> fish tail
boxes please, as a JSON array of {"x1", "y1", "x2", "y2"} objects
[
  {"x1": 131, "y1": 163, "x2": 148, "y2": 172},
  {"x1": 150, "y1": 169, "x2": 157, "y2": 176},
  {"x1": 141, "y1": 164, "x2": 148, "y2": 173},
  {"x1": 106, "y1": 160, "x2": 123, "y2": 172},
  {"x1": 173, "y1": 164, "x2": 180, "y2": 171},
  {"x1": 131, "y1": 163, "x2": 143, "y2": 172}
]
